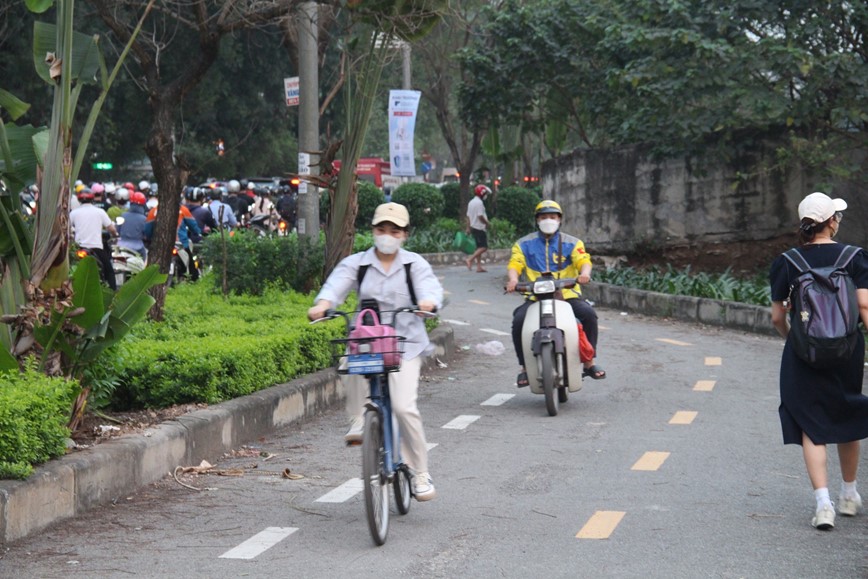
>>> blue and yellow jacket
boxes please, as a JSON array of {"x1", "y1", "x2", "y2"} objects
[{"x1": 508, "y1": 231, "x2": 591, "y2": 299}]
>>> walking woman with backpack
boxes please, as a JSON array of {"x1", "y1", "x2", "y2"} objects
[{"x1": 769, "y1": 192, "x2": 868, "y2": 530}]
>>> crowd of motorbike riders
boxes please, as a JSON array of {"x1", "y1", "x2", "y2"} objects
[{"x1": 18, "y1": 178, "x2": 299, "y2": 289}]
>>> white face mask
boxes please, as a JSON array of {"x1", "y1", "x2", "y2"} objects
[
  {"x1": 374, "y1": 234, "x2": 403, "y2": 255},
  {"x1": 538, "y1": 219, "x2": 560, "y2": 235}
]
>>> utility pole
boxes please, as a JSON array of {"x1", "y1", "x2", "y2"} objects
[
  {"x1": 297, "y1": 1, "x2": 319, "y2": 241},
  {"x1": 402, "y1": 43, "x2": 412, "y2": 90}
]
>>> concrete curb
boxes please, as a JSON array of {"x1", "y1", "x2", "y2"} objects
[
  {"x1": 582, "y1": 282, "x2": 775, "y2": 336},
  {"x1": 0, "y1": 325, "x2": 455, "y2": 544}
]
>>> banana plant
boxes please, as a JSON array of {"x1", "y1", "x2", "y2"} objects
[{"x1": 32, "y1": 258, "x2": 166, "y2": 430}]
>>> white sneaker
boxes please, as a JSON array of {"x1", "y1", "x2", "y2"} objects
[
  {"x1": 812, "y1": 505, "x2": 835, "y2": 530},
  {"x1": 838, "y1": 494, "x2": 862, "y2": 516},
  {"x1": 413, "y1": 472, "x2": 437, "y2": 501},
  {"x1": 344, "y1": 417, "x2": 364, "y2": 444}
]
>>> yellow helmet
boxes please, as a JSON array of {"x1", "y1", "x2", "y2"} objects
[
  {"x1": 534, "y1": 199, "x2": 562, "y2": 216},
  {"x1": 75, "y1": 183, "x2": 85, "y2": 193}
]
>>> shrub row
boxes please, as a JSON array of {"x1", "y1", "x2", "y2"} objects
[
  {"x1": 115, "y1": 281, "x2": 346, "y2": 409},
  {"x1": 199, "y1": 230, "x2": 324, "y2": 296},
  {"x1": 595, "y1": 265, "x2": 772, "y2": 306},
  {"x1": 0, "y1": 368, "x2": 77, "y2": 479}
]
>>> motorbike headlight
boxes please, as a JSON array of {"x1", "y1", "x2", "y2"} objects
[{"x1": 532, "y1": 279, "x2": 556, "y2": 294}]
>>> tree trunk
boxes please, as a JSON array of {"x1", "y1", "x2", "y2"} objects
[{"x1": 144, "y1": 98, "x2": 184, "y2": 321}]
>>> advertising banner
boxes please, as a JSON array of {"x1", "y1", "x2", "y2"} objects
[
  {"x1": 388, "y1": 90, "x2": 421, "y2": 177},
  {"x1": 284, "y1": 77, "x2": 299, "y2": 106}
]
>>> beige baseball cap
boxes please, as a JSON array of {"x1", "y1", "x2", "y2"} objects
[
  {"x1": 798, "y1": 192, "x2": 847, "y2": 222},
  {"x1": 372, "y1": 202, "x2": 410, "y2": 228}
]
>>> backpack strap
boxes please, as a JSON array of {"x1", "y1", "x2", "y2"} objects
[
  {"x1": 783, "y1": 248, "x2": 811, "y2": 273},
  {"x1": 356, "y1": 262, "x2": 417, "y2": 306},
  {"x1": 833, "y1": 245, "x2": 860, "y2": 270}
]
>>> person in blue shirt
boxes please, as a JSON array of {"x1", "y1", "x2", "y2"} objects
[
  {"x1": 208, "y1": 187, "x2": 238, "y2": 230},
  {"x1": 117, "y1": 191, "x2": 149, "y2": 259}
]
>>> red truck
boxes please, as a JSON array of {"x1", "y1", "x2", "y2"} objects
[{"x1": 332, "y1": 157, "x2": 403, "y2": 192}]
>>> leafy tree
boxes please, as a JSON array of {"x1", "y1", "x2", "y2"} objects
[
  {"x1": 458, "y1": 0, "x2": 867, "y2": 186},
  {"x1": 320, "y1": 0, "x2": 446, "y2": 277},
  {"x1": 414, "y1": 2, "x2": 487, "y2": 219},
  {"x1": 84, "y1": 0, "x2": 301, "y2": 319}
]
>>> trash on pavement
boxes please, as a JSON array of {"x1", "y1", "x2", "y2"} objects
[{"x1": 475, "y1": 340, "x2": 505, "y2": 356}]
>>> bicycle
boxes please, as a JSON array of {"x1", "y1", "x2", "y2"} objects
[{"x1": 311, "y1": 306, "x2": 436, "y2": 546}]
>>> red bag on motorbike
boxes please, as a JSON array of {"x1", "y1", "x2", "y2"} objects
[
  {"x1": 348, "y1": 309, "x2": 401, "y2": 368},
  {"x1": 578, "y1": 323, "x2": 595, "y2": 363}
]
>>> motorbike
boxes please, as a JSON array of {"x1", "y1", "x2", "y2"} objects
[
  {"x1": 248, "y1": 213, "x2": 271, "y2": 237},
  {"x1": 111, "y1": 243, "x2": 146, "y2": 287},
  {"x1": 514, "y1": 273, "x2": 583, "y2": 416},
  {"x1": 168, "y1": 242, "x2": 200, "y2": 286}
]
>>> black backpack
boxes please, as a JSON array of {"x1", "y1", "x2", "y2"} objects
[{"x1": 784, "y1": 245, "x2": 861, "y2": 368}]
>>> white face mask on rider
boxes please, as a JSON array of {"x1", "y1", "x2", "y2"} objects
[
  {"x1": 374, "y1": 234, "x2": 403, "y2": 254},
  {"x1": 538, "y1": 218, "x2": 560, "y2": 235}
]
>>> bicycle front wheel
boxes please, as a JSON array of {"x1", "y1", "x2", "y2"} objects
[
  {"x1": 393, "y1": 464, "x2": 412, "y2": 515},
  {"x1": 362, "y1": 409, "x2": 389, "y2": 545}
]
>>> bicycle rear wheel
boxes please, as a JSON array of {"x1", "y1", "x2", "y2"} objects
[{"x1": 362, "y1": 409, "x2": 389, "y2": 545}]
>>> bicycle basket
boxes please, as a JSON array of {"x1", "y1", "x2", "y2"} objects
[{"x1": 331, "y1": 309, "x2": 406, "y2": 374}]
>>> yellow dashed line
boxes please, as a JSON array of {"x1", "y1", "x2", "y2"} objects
[
  {"x1": 656, "y1": 338, "x2": 692, "y2": 346},
  {"x1": 576, "y1": 511, "x2": 625, "y2": 539},
  {"x1": 631, "y1": 451, "x2": 670, "y2": 471},
  {"x1": 693, "y1": 380, "x2": 716, "y2": 392},
  {"x1": 468, "y1": 299, "x2": 489, "y2": 305},
  {"x1": 705, "y1": 356, "x2": 722, "y2": 366},
  {"x1": 669, "y1": 411, "x2": 698, "y2": 425}
]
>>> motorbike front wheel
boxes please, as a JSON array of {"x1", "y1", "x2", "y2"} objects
[
  {"x1": 362, "y1": 409, "x2": 389, "y2": 545},
  {"x1": 540, "y1": 342, "x2": 558, "y2": 416}
]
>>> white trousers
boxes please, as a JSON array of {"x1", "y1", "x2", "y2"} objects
[{"x1": 344, "y1": 355, "x2": 429, "y2": 474}]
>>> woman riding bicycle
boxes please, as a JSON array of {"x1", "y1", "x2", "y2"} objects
[{"x1": 307, "y1": 202, "x2": 443, "y2": 501}]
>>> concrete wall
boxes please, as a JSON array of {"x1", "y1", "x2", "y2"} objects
[{"x1": 542, "y1": 145, "x2": 866, "y2": 253}]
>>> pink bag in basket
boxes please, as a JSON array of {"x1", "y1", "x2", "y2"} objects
[{"x1": 348, "y1": 309, "x2": 401, "y2": 368}]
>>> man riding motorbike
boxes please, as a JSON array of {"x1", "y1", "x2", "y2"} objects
[{"x1": 505, "y1": 200, "x2": 606, "y2": 386}]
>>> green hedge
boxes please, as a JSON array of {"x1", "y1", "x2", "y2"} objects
[
  {"x1": 496, "y1": 186, "x2": 541, "y2": 235},
  {"x1": 116, "y1": 282, "x2": 346, "y2": 408},
  {"x1": 439, "y1": 183, "x2": 461, "y2": 219},
  {"x1": 391, "y1": 183, "x2": 444, "y2": 229},
  {"x1": 0, "y1": 368, "x2": 77, "y2": 479},
  {"x1": 199, "y1": 230, "x2": 324, "y2": 295}
]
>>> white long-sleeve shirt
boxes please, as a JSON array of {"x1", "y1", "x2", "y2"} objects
[{"x1": 314, "y1": 247, "x2": 444, "y2": 360}]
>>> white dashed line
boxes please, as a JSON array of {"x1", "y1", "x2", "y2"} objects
[
  {"x1": 426, "y1": 442, "x2": 439, "y2": 451},
  {"x1": 480, "y1": 328, "x2": 510, "y2": 336},
  {"x1": 481, "y1": 393, "x2": 515, "y2": 406},
  {"x1": 315, "y1": 478, "x2": 363, "y2": 503},
  {"x1": 442, "y1": 415, "x2": 481, "y2": 429},
  {"x1": 443, "y1": 319, "x2": 471, "y2": 326},
  {"x1": 219, "y1": 527, "x2": 298, "y2": 559}
]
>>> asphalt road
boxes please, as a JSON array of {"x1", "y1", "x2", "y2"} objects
[{"x1": 2, "y1": 264, "x2": 867, "y2": 578}]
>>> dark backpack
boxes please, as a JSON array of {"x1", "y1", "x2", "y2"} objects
[{"x1": 784, "y1": 245, "x2": 861, "y2": 368}]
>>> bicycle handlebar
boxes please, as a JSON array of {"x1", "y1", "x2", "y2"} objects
[{"x1": 309, "y1": 306, "x2": 437, "y2": 326}]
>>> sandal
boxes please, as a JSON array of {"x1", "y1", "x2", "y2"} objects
[
  {"x1": 516, "y1": 371, "x2": 529, "y2": 388},
  {"x1": 583, "y1": 365, "x2": 607, "y2": 380}
]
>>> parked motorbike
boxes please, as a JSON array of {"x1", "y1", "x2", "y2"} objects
[{"x1": 514, "y1": 274, "x2": 583, "y2": 416}]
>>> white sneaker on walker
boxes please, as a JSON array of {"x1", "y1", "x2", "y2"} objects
[
  {"x1": 812, "y1": 505, "x2": 835, "y2": 530},
  {"x1": 838, "y1": 494, "x2": 862, "y2": 516},
  {"x1": 344, "y1": 417, "x2": 364, "y2": 444},
  {"x1": 413, "y1": 472, "x2": 437, "y2": 501}
]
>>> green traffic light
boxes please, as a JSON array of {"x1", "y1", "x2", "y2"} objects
[{"x1": 92, "y1": 162, "x2": 113, "y2": 170}]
